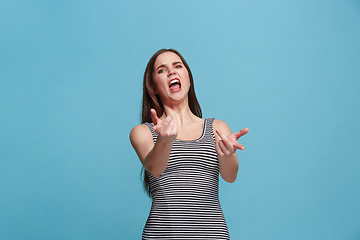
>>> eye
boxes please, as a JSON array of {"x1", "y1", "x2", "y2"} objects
[
  {"x1": 157, "y1": 69, "x2": 166, "y2": 74},
  {"x1": 175, "y1": 64, "x2": 182, "y2": 68}
]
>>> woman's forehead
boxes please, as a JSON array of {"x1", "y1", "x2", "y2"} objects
[{"x1": 154, "y1": 52, "x2": 182, "y2": 67}]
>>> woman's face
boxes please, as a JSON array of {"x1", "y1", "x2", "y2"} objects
[{"x1": 152, "y1": 51, "x2": 190, "y2": 105}]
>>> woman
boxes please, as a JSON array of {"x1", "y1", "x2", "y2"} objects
[{"x1": 130, "y1": 49, "x2": 249, "y2": 239}]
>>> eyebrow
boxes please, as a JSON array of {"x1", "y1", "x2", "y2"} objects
[{"x1": 155, "y1": 61, "x2": 183, "y2": 71}]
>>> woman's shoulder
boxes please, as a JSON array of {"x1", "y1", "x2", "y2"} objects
[
  {"x1": 212, "y1": 118, "x2": 232, "y2": 134},
  {"x1": 129, "y1": 123, "x2": 155, "y2": 164},
  {"x1": 212, "y1": 118, "x2": 229, "y2": 127},
  {"x1": 129, "y1": 123, "x2": 153, "y2": 145},
  {"x1": 130, "y1": 123, "x2": 149, "y2": 132}
]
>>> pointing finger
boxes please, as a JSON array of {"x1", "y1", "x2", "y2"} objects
[
  {"x1": 216, "y1": 129, "x2": 234, "y2": 151},
  {"x1": 232, "y1": 128, "x2": 250, "y2": 140},
  {"x1": 215, "y1": 129, "x2": 228, "y2": 141},
  {"x1": 215, "y1": 141, "x2": 224, "y2": 156},
  {"x1": 218, "y1": 140, "x2": 230, "y2": 155}
]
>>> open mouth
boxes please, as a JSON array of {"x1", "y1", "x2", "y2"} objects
[{"x1": 169, "y1": 78, "x2": 181, "y2": 92}]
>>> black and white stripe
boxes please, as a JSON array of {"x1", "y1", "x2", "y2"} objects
[{"x1": 142, "y1": 118, "x2": 230, "y2": 240}]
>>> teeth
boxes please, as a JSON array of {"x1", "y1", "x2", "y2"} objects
[{"x1": 169, "y1": 79, "x2": 180, "y2": 85}]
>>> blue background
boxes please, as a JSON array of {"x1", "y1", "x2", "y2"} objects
[{"x1": 1, "y1": 0, "x2": 359, "y2": 239}]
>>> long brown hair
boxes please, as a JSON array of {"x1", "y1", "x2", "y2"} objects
[{"x1": 141, "y1": 49, "x2": 202, "y2": 197}]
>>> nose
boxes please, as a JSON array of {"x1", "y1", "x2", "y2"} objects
[{"x1": 168, "y1": 68, "x2": 177, "y2": 77}]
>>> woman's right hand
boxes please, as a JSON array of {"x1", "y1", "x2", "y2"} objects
[{"x1": 151, "y1": 109, "x2": 178, "y2": 141}]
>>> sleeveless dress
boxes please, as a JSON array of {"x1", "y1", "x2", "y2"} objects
[{"x1": 142, "y1": 118, "x2": 230, "y2": 240}]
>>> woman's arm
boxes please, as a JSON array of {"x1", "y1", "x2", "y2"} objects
[
  {"x1": 213, "y1": 119, "x2": 249, "y2": 183},
  {"x1": 129, "y1": 109, "x2": 177, "y2": 178}
]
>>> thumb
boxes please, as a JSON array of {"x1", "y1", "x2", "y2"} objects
[{"x1": 150, "y1": 109, "x2": 159, "y2": 125}]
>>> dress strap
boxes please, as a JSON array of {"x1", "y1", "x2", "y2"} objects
[
  {"x1": 204, "y1": 118, "x2": 216, "y2": 142},
  {"x1": 144, "y1": 122, "x2": 158, "y2": 142}
]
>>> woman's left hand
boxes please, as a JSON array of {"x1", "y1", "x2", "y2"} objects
[{"x1": 215, "y1": 128, "x2": 249, "y2": 157}]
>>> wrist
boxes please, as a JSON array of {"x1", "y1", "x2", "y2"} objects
[
  {"x1": 219, "y1": 152, "x2": 237, "y2": 161},
  {"x1": 157, "y1": 135, "x2": 175, "y2": 145}
]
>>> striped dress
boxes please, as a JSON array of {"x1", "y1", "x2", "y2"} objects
[{"x1": 143, "y1": 118, "x2": 230, "y2": 239}]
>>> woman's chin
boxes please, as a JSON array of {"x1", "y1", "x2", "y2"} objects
[{"x1": 165, "y1": 93, "x2": 188, "y2": 104}]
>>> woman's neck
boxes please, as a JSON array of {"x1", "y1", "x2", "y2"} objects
[{"x1": 161, "y1": 104, "x2": 199, "y2": 128}]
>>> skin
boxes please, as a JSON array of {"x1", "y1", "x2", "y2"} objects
[{"x1": 130, "y1": 51, "x2": 249, "y2": 182}]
